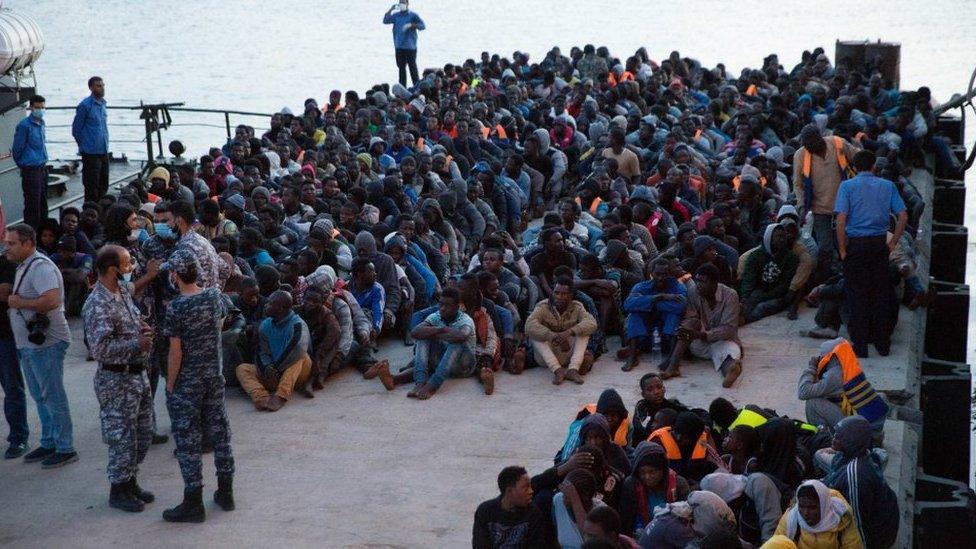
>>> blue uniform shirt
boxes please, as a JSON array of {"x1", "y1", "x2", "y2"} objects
[
  {"x1": 72, "y1": 95, "x2": 109, "y2": 155},
  {"x1": 834, "y1": 173, "x2": 906, "y2": 237},
  {"x1": 12, "y1": 116, "x2": 47, "y2": 167},
  {"x1": 382, "y1": 10, "x2": 425, "y2": 50}
]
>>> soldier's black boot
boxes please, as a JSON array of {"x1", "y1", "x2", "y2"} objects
[
  {"x1": 162, "y1": 487, "x2": 205, "y2": 523},
  {"x1": 128, "y1": 477, "x2": 155, "y2": 503},
  {"x1": 214, "y1": 474, "x2": 235, "y2": 511},
  {"x1": 110, "y1": 482, "x2": 145, "y2": 513}
]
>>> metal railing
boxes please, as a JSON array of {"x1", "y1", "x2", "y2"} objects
[{"x1": 44, "y1": 102, "x2": 273, "y2": 166}]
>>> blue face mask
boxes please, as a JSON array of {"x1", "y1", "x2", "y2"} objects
[
  {"x1": 119, "y1": 271, "x2": 132, "y2": 283},
  {"x1": 31, "y1": 108, "x2": 44, "y2": 120},
  {"x1": 154, "y1": 223, "x2": 175, "y2": 239}
]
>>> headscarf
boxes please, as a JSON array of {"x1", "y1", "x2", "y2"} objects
[
  {"x1": 306, "y1": 265, "x2": 337, "y2": 293},
  {"x1": 699, "y1": 473, "x2": 748, "y2": 503},
  {"x1": 687, "y1": 490, "x2": 737, "y2": 538},
  {"x1": 354, "y1": 230, "x2": 377, "y2": 256},
  {"x1": 762, "y1": 222, "x2": 781, "y2": 256},
  {"x1": 785, "y1": 480, "x2": 848, "y2": 538}
]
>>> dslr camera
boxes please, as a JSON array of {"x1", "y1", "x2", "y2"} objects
[{"x1": 26, "y1": 313, "x2": 49, "y2": 345}]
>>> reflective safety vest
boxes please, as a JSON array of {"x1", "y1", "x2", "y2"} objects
[
  {"x1": 816, "y1": 339, "x2": 889, "y2": 423},
  {"x1": 581, "y1": 403, "x2": 630, "y2": 447},
  {"x1": 725, "y1": 407, "x2": 818, "y2": 435},
  {"x1": 801, "y1": 136, "x2": 855, "y2": 210},
  {"x1": 648, "y1": 426, "x2": 708, "y2": 461}
]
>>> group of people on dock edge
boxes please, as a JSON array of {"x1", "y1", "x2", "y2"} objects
[{"x1": 5, "y1": 13, "x2": 958, "y2": 546}]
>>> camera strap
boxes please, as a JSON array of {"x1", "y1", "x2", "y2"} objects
[{"x1": 13, "y1": 255, "x2": 55, "y2": 325}]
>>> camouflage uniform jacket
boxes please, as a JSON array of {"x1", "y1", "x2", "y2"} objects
[{"x1": 82, "y1": 282, "x2": 148, "y2": 365}]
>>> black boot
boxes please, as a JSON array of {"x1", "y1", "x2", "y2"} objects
[
  {"x1": 162, "y1": 487, "x2": 205, "y2": 523},
  {"x1": 128, "y1": 477, "x2": 155, "y2": 503},
  {"x1": 214, "y1": 473, "x2": 235, "y2": 511},
  {"x1": 109, "y1": 482, "x2": 145, "y2": 513}
]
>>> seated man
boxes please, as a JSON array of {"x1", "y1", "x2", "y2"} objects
[
  {"x1": 407, "y1": 288, "x2": 482, "y2": 400},
  {"x1": 662, "y1": 264, "x2": 743, "y2": 387},
  {"x1": 557, "y1": 388, "x2": 630, "y2": 463},
  {"x1": 647, "y1": 411, "x2": 718, "y2": 483},
  {"x1": 737, "y1": 222, "x2": 798, "y2": 324},
  {"x1": 631, "y1": 373, "x2": 688, "y2": 445},
  {"x1": 524, "y1": 275, "x2": 597, "y2": 385},
  {"x1": 51, "y1": 235, "x2": 92, "y2": 317},
  {"x1": 472, "y1": 466, "x2": 546, "y2": 549},
  {"x1": 349, "y1": 258, "x2": 385, "y2": 337},
  {"x1": 297, "y1": 286, "x2": 340, "y2": 392},
  {"x1": 235, "y1": 290, "x2": 312, "y2": 412},
  {"x1": 797, "y1": 337, "x2": 889, "y2": 443},
  {"x1": 620, "y1": 258, "x2": 687, "y2": 372}
]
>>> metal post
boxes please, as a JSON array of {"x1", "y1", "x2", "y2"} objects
[
  {"x1": 142, "y1": 107, "x2": 154, "y2": 167},
  {"x1": 225, "y1": 112, "x2": 231, "y2": 140}
]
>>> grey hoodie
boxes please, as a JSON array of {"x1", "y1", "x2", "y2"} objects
[
  {"x1": 354, "y1": 231, "x2": 401, "y2": 316},
  {"x1": 534, "y1": 128, "x2": 568, "y2": 197}
]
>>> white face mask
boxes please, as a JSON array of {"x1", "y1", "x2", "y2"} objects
[{"x1": 398, "y1": 2, "x2": 407, "y2": 12}]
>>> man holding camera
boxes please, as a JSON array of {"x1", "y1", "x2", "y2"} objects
[
  {"x1": 83, "y1": 245, "x2": 155, "y2": 512},
  {"x1": 3, "y1": 224, "x2": 76, "y2": 468}
]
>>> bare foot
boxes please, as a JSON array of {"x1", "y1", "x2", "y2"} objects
[
  {"x1": 552, "y1": 367, "x2": 567, "y2": 385},
  {"x1": 579, "y1": 352, "x2": 595, "y2": 375},
  {"x1": 363, "y1": 359, "x2": 390, "y2": 380},
  {"x1": 415, "y1": 384, "x2": 436, "y2": 400},
  {"x1": 660, "y1": 367, "x2": 681, "y2": 380},
  {"x1": 722, "y1": 360, "x2": 742, "y2": 388},
  {"x1": 510, "y1": 349, "x2": 525, "y2": 374},
  {"x1": 565, "y1": 369, "x2": 584, "y2": 384},
  {"x1": 265, "y1": 395, "x2": 285, "y2": 412},
  {"x1": 376, "y1": 362, "x2": 395, "y2": 391},
  {"x1": 297, "y1": 381, "x2": 315, "y2": 399},
  {"x1": 253, "y1": 397, "x2": 269, "y2": 411},
  {"x1": 621, "y1": 352, "x2": 640, "y2": 372},
  {"x1": 480, "y1": 367, "x2": 495, "y2": 395}
]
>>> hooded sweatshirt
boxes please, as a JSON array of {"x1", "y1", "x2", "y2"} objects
[
  {"x1": 620, "y1": 441, "x2": 690, "y2": 537},
  {"x1": 257, "y1": 310, "x2": 310, "y2": 374},
  {"x1": 578, "y1": 413, "x2": 632, "y2": 475},
  {"x1": 738, "y1": 223, "x2": 798, "y2": 300},
  {"x1": 825, "y1": 416, "x2": 899, "y2": 549},
  {"x1": 354, "y1": 231, "x2": 401, "y2": 315},
  {"x1": 533, "y1": 127, "x2": 568, "y2": 193}
]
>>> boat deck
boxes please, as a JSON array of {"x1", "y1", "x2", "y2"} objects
[{"x1": 0, "y1": 172, "x2": 932, "y2": 548}]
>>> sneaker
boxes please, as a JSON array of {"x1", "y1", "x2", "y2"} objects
[
  {"x1": 151, "y1": 433, "x2": 169, "y2": 445},
  {"x1": 4, "y1": 443, "x2": 28, "y2": 460},
  {"x1": 41, "y1": 451, "x2": 79, "y2": 469},
  {"x1": 852, "y1": 344, "x2": 869, "y2": 359},
  {"x1": 23, "y1": 446, "x2": 55, "y2": 463},
  {"x1": 874, "y1": 341, "x2": 891, "y2": 357}
]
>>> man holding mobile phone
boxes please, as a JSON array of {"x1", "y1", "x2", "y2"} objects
[{"x1": 383, "y1": 0, "x2": 426, "y2": 87}]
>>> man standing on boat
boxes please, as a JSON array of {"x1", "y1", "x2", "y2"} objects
[
  {"x1": 12, "y1": 95, "x2": 48, "y2": 229},
  {"x1": 383, "y1": 0, "x2": 425, "y2": 87},
  {"x1": 72, "y1": 76, "x2": 110, "y2": 203}
]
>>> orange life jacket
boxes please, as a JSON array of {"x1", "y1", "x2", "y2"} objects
[
  {"x1": 416, "y1": 137, "x2": 426, "y2": 152},
  {"x1": 581, "y1": 404, "x2": 630, "y2": 447},
  {"x1": 801, "y1": 136, "x2": 854, "y2": 209},
  {"x1": 816, "y1": 339, "x2": 888, "y2": 423},
  {"x1": 745, "y1": 84, "x2": 758, "y2": 96},
  {"x1": 647, "y1": 426, "x2": 708, "y2": 461},
  {"x1": 574, "y1": 196, "x2": 603, "y2": 216},
  {"x1": 732, "y1": 174, "x2": 768, "y2": 191}
]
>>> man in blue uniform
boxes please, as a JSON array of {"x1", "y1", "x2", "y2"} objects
[{"x1": 383, "y1": 0, "x2": 426, "y2": 86}]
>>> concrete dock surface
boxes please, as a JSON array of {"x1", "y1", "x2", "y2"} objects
[{"x1": 0, "y1": 302, "x2": 918, "y2": 548}]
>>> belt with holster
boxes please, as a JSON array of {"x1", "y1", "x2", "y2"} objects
[{"x1": 100, "y1": 362, "x2": 146, "y2": 374}]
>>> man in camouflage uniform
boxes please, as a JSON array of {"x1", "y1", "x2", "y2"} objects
[
  {"x1": 141, "y1": 201, "x2": 178, "y2": 443},
  {"x1": 161, "y1": 249, "x2": 235, "y2": 523},
  {"x1": 82, "y1": 245, "x2": 156, "y2": 513},
  {"x1": 168, "y1": 199, "x2": 230, "y2": 290}
]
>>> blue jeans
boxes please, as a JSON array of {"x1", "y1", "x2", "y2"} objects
[
  {"x1": 412, "y1": 339, "x2": 475, "y2": 390},
  {"x1": 0, "y1": 338, "x2": 28, "y2": 445},
  {"x1": 812, "y1": 213, "x2": 835, "y2": 261},
  {"x1": 18, "y1": 340, "x2": 73, "y2": 453}
]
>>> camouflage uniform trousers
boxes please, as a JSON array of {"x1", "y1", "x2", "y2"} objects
[
  {"x1": 166, "y1": 375, "x2": 234, "y2": 489},
  {"x1": 94, "y1": 368, "x2": 153, "y2": 484}
]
